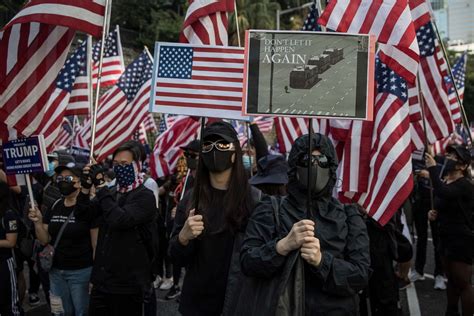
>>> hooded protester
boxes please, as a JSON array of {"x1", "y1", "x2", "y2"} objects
[
  {"x1": 239, "y1": 133, "x2": 370, "y2": 316},
  {"x1": 28, "y1": 160, "x2": 98, "y2": 316},
  {"x1": 77, "y1": 140, "x2": 157, "y2": 316},
  {"x1": 169, "y1": 121, "x2": 261, "y2": 316},
  {"x1": 249, "y1": 154, "x2": 288, "y2": 196},
  {"x1": 425, "y1": 145, "x2": 474, "y2": 316}
]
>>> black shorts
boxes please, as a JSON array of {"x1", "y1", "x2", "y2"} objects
[{"x1": 439, "y1": 234, "x2": 473, "y2": 265}]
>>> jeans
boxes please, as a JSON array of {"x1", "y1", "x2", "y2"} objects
[{"x1": 49, "y1": 266, "x2": 92, "y2": 316}]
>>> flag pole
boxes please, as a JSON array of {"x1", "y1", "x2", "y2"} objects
[
  {"x1": 234, "y1": 0, "x2": 241, "y2": 47},
  {"x1": 87, "y1": 35, "x2": 93, "y2": 117},
  {"x1": 89, "y1": 0, "x2": 112, "y2": 160},
  {"x1": 431, "y1": 19, "x2": 473, "y2": 146},
  {"x1": 246, "y1": 121, "x2": 253, "y2": 176},
  {"x1": 194, "y1": 117, "x2": 206, "y2": 212},
  {"x1": 307, "y1": 119, "x2": 313, "y2": 218},
  {"x1": 417, "y1": 76, "x2": 435, "y2": 211}
]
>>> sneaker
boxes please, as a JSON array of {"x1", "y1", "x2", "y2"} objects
[
  {"x1": 153, "y1": 276, "x2": 162, "y2": 289},
  {"x1": 434, "y1": 275, "x2": 447, "y2": 290},
  {"x1": 398, "y1": 278, "x2": 411, "y2": 290},
  {"x1": 165, "y1": 286, "x2": 181, "y2": 300},
  {"x1": 409, "y1": 270, "x2": 425, "y2": 282},
  {"x1": 29, "y1": 293, "x2": 40, "y2": 306},
  {"x1": 159, "y1": 278, "x2": 174, "y2": 290}
]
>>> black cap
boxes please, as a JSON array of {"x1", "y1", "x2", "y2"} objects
[
  {"x1": 180, "y1": 139, "x2": 200, "y2": 152},
  {"x1": 446, "y1": 145, "x2": 471, "y2": 165},
  {"x1": 54, "y1": 160, "x2": 84, "y2": 177},
  {"x1": 57, "y1": 152, "x2": 75, "y2": 166},
  {"x1": 249, "y1": 155, "x2": 289, "y2": 185},
  {"x1": 202, "y1": 121, "x2": 238, "y2": 143}
]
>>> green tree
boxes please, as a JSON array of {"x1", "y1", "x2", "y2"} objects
[{"x1": 0, "y1": 0, "x2": 26, "y2": 27}]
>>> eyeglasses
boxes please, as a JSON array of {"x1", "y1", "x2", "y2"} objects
[
  {"x1": 56, "y1": 175, "x2": 76, "y2": 183},
  {"x1": 184, "y1": 152, "x2": 198, "y2": 159},
  {"x1": 298, "y1": 154, "x2": 329, "y2": 168},
  {"x1": 202, "y1": 140, "x2": 235, "y2": 153}
]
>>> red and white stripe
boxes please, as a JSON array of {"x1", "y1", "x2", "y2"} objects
[
  {"x1": 254, "y1": 116, "x2": 274, "y2": 133},
  {"x1": 64, "y1": 75, "x2": 90, "y2": 115},
  {"x1": 92, "y1": 25, "x2": 124, "y2": 87},
  {"x1": 180, "y1": 0, "x2": 234, "y2": 46},
  {"x1": 3, "y1": 0, "x2": 106, "y2": 38},
  {"x1": 318, "y1": 0, "x2": 419, "y2": 83},
  {"x1": 153, "y1": 45, "x2": 245, "y2": 120},
  {"x1": 143, "y1": 113, "x2": 157, "y2": 132},
  {"x1": 0, "y1": 23, "x2": 75, "y2": 136},
  {"x1": 54, "y1": 118, "x2": 73, "y2": 149},
  {"x1": 149, "y1": 116, "x2": 201, "y2": 178}
]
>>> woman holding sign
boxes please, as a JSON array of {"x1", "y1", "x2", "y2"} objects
[{"x1": 29, "y1": 161, "x2": 98, "y2": 316}]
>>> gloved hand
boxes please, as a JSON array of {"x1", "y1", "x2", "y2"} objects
[
  {"x1": 89, "y1": 164, "x2": 105, "y2": 187},
  {"x1": 81, "y1": 166, "x2": 93, "y2": 189}
]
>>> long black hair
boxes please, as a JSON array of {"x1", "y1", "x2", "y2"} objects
[{"x1": 191, "y1": 140, "x2": 253, "y2": 233}]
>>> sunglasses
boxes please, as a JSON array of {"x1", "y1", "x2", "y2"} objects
[
  {"x1": 298, "y1": 154, "x2": 330, "y2": 168},
  {"x1": 184, "y1": 152, "x2": 198, "y2": 159},
  {"x1": 202, "y1": 140, "x2": 235, "y2": 153},
  {"x1": 56, "y1": 175, "x2": 76, "y2": 183}
]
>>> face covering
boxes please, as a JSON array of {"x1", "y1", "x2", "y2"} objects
[
  {"x1": 201, "y1": 150, "x2": 233, "y2": 172},
  {"x1": 443, "y1": 158, "x2": 458, "y2": 173},
  {"x1": 296, "y1": 164, "x2": 331, "y2": 194},
  {"x1": 186, "y1": 157, "x2": 197, "y2": 170},
  {"x1": 45, "y1": 161, "x2": 55, "y2": 177},
  {"x1": 113, "y1": 163, "x2": 136, "y2": 187},
  {"x1": 242, "y1": 155, "x2": 253, "y2": 170},
  {"x1": 58, "y1": 181, "x2": 78, "y2": 196}
]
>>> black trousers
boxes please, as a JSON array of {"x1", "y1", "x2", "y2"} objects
[
  {"x1": 413, "y1": 197, "x2": 443, "y2": 276},
  {"x1": 89, "y1": 288, "x2": 143, "y2": 316},
  {"x1": 0, "y1": 258, "x2": 21, "y2": 316}
]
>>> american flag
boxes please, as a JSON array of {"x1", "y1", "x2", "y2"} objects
[
  {"x1": 343, "y1": 57, "x2": 413, "y2": 225},
  {"x1": 73, "y1": 118, "x2": 89, "y2": 149},
  {"x1": 92, "y1": 25, "x2": 125, "y2": 87},
  {"x1": 3, "y1": 0, "x2": 106, "y2": 38},
  {"x1": 318, "y1": 0, "x2": 420, "y2": 84},
  {"x1": 143, "y1": 113, "x2": 157, "y2": 132},
  {"x1": 414, "y1": 21, "x2": 453, "y2": 144},
  {"x1": 94, "y1": 51, "x2": 154, "y2": 161},
  {"x1": 54, "y1": 116, "x2": 74, "y2": 149},
  {"x1": 444, "y1": 52, "x2": 467, "y2": 124},
  {"x1": 149, "y1": 116, "x2": 200, "y2": 178},
  {"x1": 180, "y1": 0, "x2": 234, "y2": 45},
  {"x1": 302, "y1": 3, "x2": 321, "y2": 32},
  {"x1": 254, "y1": 116, "x2": 274, "y2": 133},
  {"x1": 23, "y1": 41, "x2": 88, "y2": 150},
  {"x1": 0, "y1": 23, "x2": 75, "y2": 136},
  {"x1": 152, "y1": 44, "x2": 246, "y2": 120}
]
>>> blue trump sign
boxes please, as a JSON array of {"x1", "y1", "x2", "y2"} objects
[{"x1": 2, "y1": 136, "x2": 48, "y2": 175}]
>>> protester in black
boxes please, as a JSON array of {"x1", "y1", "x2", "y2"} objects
[
  {"x1": 426, "y1": 145, "x2": 474, "y2": 316},
  {"x1": 0, "y1": 180, "x2": 21, "y2": 316},
  {"x1": 79, "y1": 140, "x2": 157, "y2": 316},
  {"x1": 240, "y1": 133, "x2": 370, "y2": 315},
  {"x1": 29, "y1": 161, "x2": 98, "y2": 316},
  {"x1": 249, "y1": 154, "x2": 288, "y2": 196},
  {"x1": 169, "y1": 121, "x2": 260, "y2": 316}
]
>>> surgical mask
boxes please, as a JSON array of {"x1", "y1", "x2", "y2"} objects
[
  {"x1": 57, "y1": 181, "x2": 77, "y2": 196},
  {"x1": 242, "y1": 155, "x2": 253, "y2": 170},
  {"x1": 113, "y1": 163, "x2": 136, "y2": 187},
  {"x1": 45, "y1": 161, "x2": 55, "y2": 177},
  {"x1": 201, "y1": 150, "x2": 233, "y2": 172},
  {"x1": 296, "y1": 165, "x2": 331, "y2": 194}
]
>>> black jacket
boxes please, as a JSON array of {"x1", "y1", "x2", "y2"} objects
[
  {"x1": 76, "y1": 185, "x2": 156, "y2": 294},
  {"x1": 240, "y1": 134, "x2": 370, "y2": 315}
]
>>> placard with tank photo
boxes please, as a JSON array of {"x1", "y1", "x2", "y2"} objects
[{"x1": 243, "y1": 30, "x2": 375, "y2": 120}]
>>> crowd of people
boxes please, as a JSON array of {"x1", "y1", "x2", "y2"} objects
[{"x1": 0, "y1": 120, "x2": 473, "y2": 316}]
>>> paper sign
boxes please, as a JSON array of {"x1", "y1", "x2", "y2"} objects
[{"x1": 2, "y1": 136, "x2": 48, "y2": 175}]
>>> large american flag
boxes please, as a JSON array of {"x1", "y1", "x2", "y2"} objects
[
  {"x1": 180, "y1": 0, "x2": 234, "y2": 45},
  {"x1": 94, "y1": 51, "x2": 154, "y2": 161},
  {"x1": 152, "y1": 44, "x2": 246, "y2": 120},
  {"x1": 3, "y1": 0, "x2": 106, "y2": 38},
  {"x1": 318, "y1": 0, "x2": 420, "y2": 84},
  {"x1": 0, "y1": 23, "x2": 75, "y2": 136},
  {"x1": 343, "y1": 57, "x2": 413, "y2": 225},
  {"x1": 444, "y1": 52, "x2": 467, "y2": 124},
  {"x1": 92, "y1": 25, "x2": 125, "y2": 87},
  {"x1": 149, "y1": 116, "x2": 201, "y2": 178}
]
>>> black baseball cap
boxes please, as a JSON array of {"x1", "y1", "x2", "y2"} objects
[
  {"x1": 446, "y1": 145, "x2": 471, "y2": 165},
  {"x1": 249, "y1": 155, "x2": 289, "y2": 185},
  {"x1": 180, "y1": 139, "x2": 200, "y2": 152},
  {"x1": 54, "y1": 160, "x2": 84, "y2": 177},
  {"x1": 202, "y1": 121, "x2": 238, "y2": 143}
]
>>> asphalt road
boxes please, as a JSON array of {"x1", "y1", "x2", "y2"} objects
[{"x1": 256, "y1": 36, "x2": 360, "y2": 117}]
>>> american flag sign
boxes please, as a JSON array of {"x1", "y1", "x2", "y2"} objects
[{"x1": 151, "y1": 43, "x2": 248, "y2": 121}]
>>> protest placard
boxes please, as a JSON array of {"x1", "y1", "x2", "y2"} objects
[
  {"x1": 2, "y1": 136, "x2": 48, "y2": 175},
  {"x1": 243, "y1": 30, "x2": 376, "y2": 120}
]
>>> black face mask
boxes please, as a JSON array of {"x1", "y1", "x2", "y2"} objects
[
  {"x1": 201, "y1": 150, "x2": 233, "y2": 172},
  {"x1": 443, "y1": 158, "x2": 458, "y2": 173},
  {"x1": 58, "y1": 181, "x2": 78, "y2": 196},
  {"x1": 186, "y1": 157, "x2": 197, "y2": 170},
  {"x1": 296, "y1": 164, "x2": 331, "y2": 194}
]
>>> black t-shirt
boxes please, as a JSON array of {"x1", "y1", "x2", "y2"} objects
[
  {"x1": 44, "y1": 200, "x2": 97, "y2": 270},
  {"x1": 0, "y1": 210, "x2": 18, "y2": 260}
]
